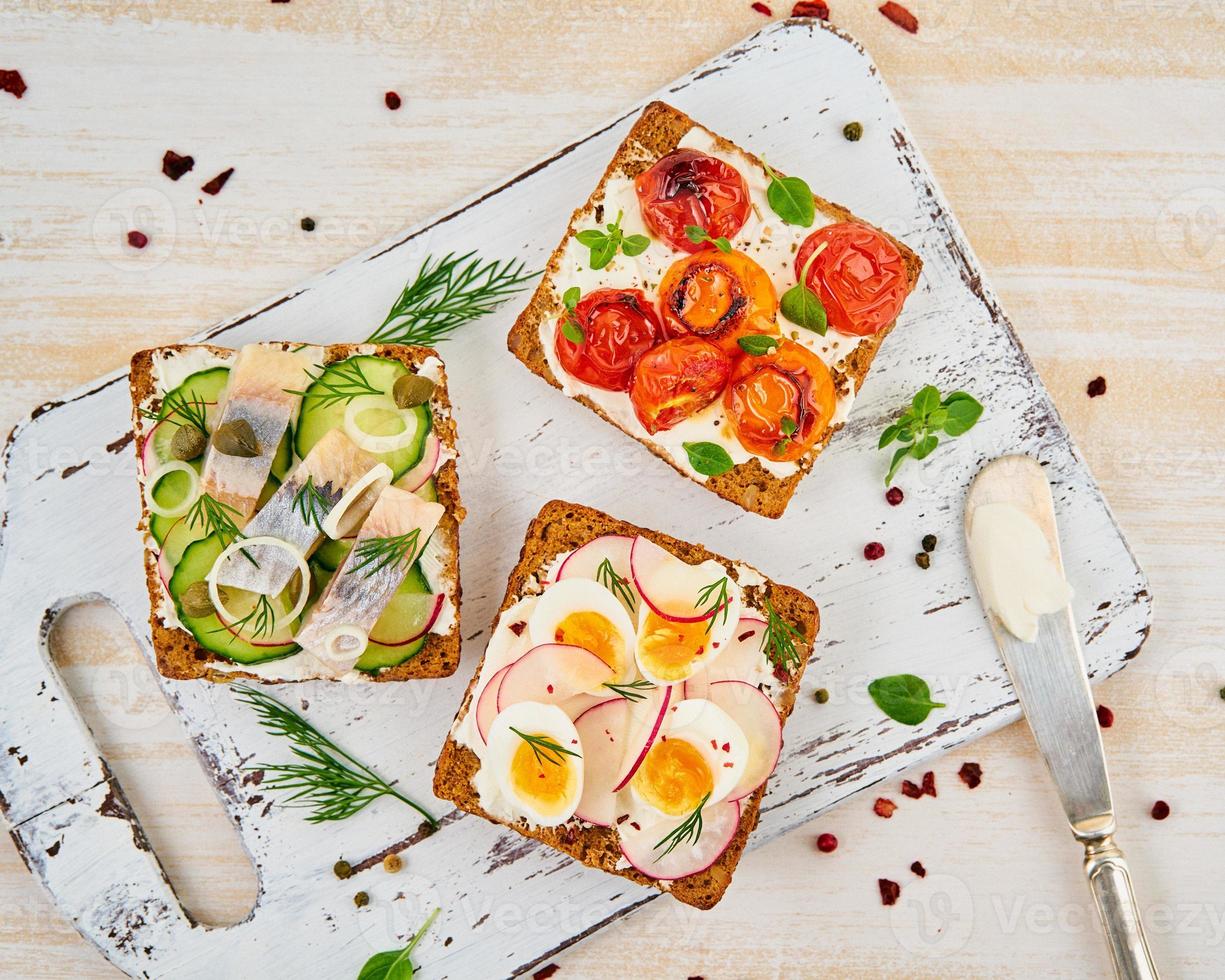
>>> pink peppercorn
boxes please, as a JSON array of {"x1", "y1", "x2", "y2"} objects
[
  {"x1": 864, "y1": 542, "x2": 885, "y2": 560},
  {"x1": 816, "y1": 833, "x2": 838, "y2": 853}
]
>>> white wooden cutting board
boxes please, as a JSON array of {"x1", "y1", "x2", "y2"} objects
[{"x1": 0, "y1": 20, "x2": 1151, "y2": 980}]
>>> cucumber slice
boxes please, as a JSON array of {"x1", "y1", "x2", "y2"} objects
[
  {"x1": 148, "y1": 469, "x2": 197, "y2": 545},
  {"x1": 356, "y1": 563, "x2": 433, "y2": 672},
  {"x1": 355, "y1": 637, "x2": 425, "y2": 674},
  {"x1": 168, "y1": 535, "x2": 301, "y2": 663},
  {"x1": 149, "y1": 367, "x2": 229, "y2": 466},
  {"x1": 312, "y1": 536, "x2": 354, "y2": 572},
  {"x1": 271, "y1": 427, "x2": 293, "y2": 481},
  {"x1": 293, "y1": 356, "x2": 430, "y2": 479},
  {"x1": 153, "y1": 474, "x2": 279, "y2": 559},
  {"x1": 415, "y1": 477, "x2": 438, "y2": 503}
]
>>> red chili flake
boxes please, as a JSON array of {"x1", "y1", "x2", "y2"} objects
[
  {"x1": 1096, "y1": 704, "x2": 1115, "y2": 728},
  {"x1": 873, "y1": 797, "x2": 897, "y2": 818},
  {"x1": 773, "y1": 663, "x2": 791, "y2": 683},
  {"x1": 910, "y1": 860, "x2": 927, "y2": 878},
  {"x1": 878, "y1": 1, "x2": 918, "y2": 33},
  {"x1": 161, "y1": 150, "x2": 194, "y2": 181},
  {"x1": 1087, "y1": 376, "x2": 1107, "y2": 398},
  {"x1": 533, "y1": 966, "x2": 560, "y2": 980},
  {"x1": 816, "y1": 832, "x2": 838, "y2": 853},
  {"x1": 901, "y1": 780, "x2": 923, "y2": 800},
  {"x1": 1151, "y1": 800, "x2": 1170, "y2": 821},
  {"x1": 791, "y1": 1, "x2": 829, "y2": 17},
  {"x1": 723, "y1": 762, "x2": 734, "y2": 768},
  {"x1": 615, "y1": 813, "x2": 630, "y2": 824},
  {"x1": 921, "y1": 770, "x2": 937, "y2": 797},
  {"x1": 710, "y1": 739, "x2": 718, "y2": 749},
  {"x1": 509, "y1": 621, "x2": 526, "y2": 636},
  {"x1": 629, "y1": 821, "x2": 640, "y2": 831},
  {"x1": 864, "y1": 541, "x2": 885, "y2": 560},
  {"x1": 546, "y1": 684, "x2": 554, "y2": 694},
  {"x1": 201, "y1": 168, "x2": 234, "y2": 196},
  {"x1": 738, "y1": 629, "x2": 756, "y2": 643},
  {"x1": 126, "y1": 230, "x2": 149, "y2": 250},
  {"x1": 721, "y1": 742, "x2": 730, "y2": 752},
  {"x1": 958, "y1": 762, "x2": 983, "y2": 789},
  {"x1": 885, "y1": 486, "x2": 904, "y2": 506},
  {"x1": 0, "y1": 69, "x2": 26, "y2": 100},
  {"x1": 384, "y1": 91, "x2": 402, "y2": 111},
  {"x1": 751, "y1": 1, "x2": 773, "y2": 14},
  {"x1": 878, "y1": 878, "x2": 901, "y2": 906}
]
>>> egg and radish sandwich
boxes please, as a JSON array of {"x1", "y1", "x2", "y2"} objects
[
  {"x1": 508, "y1": 101, "x2": 922, "y2": 518},
  {"x1": 433, "y1": 500, "x2": 818, "y2": 909},
  {"x1": 129, "y1": 342, "x2": 463, "y2": 683}
]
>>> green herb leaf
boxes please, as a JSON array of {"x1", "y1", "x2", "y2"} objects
[
  {"x1": 357, "y1": 908, "x2": 440, "y2": 980},
  {"x1": 761, "y1": 597, "x2": 804, "y2": 671},
  {"x1": 912, "y1": 433, "x2": 940, "y2": 460},
  {"x1": 596, "y1": 557, "x2": 636, "y2": 611},
  {"x1": 879, "y1": 385, "x2": 983, "y2": 485},
  {"x1": 779, "y1": 281, "x2": 827, "y2": 333},
  {"x1": 621, "y1": 233, "x2": 650, "y2": 257},
  {"x1": 561, "y1": 319, "x2": 585, "y2": 344},
  {"x1": 696, "y1": 576, "x2": 731, "y2": 633},
  {"x1": 738, "y1": 334, "x2": 781, "y2": 356},
  {"x1": 912, "y1": 385, "x2": 941, "y2": 416},
  {"x1": 603, "y1": 679, "x2": 655, "y2": 703},
  {"x1": 762, "y1": 160, "x2": 815, "y2": 227},
  {"x1": 878, "y1": 423, "x2": 901, "y2": 449},
  {"x1": 885, "y1": 445, "x2": 911, "y2": 486},
  {"x1": 510, "y1": 727, "x2": 582, "y2": 767},
  {"x1": 940, "y1": 391, "x2": 984, "y2": 436},
  {"x1": 562, "y1": 286, "x2": 581, "y2": 310},
  {"x1": 653, "y1": 792, "x2": 710, "y2": 860},
  {"x1": 574, "y1": 229, "x2": 606, "y2": 247},
  {"x1": 589, "y1": 236, "x2": 618, "y2": 270},
  {"x1": 575, "y1": 210, "x2": 648, "y2": 269},
  {"x1": 684, "y1": 225, "x2": 732, "y2": 253},
  {"x1": 780, "y1": 415, "x2": 797, "y2": 437},
  {"x1": 867, "y1": 674, "x2": 946, "y2": 726},
  {"x1": 682, "y1": 441, "x2": 735, "y2": 477}
]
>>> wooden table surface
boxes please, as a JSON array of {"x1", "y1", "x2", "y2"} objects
[{"x1": 2, "y1": 2, "x2": 1224, "y2": 977}]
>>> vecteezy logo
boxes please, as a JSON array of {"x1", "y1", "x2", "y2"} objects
[
  {"x1": 889, "y1": 872, "x2": 976, "y2": 957},
  {"x1": 92, "y1": 186, "x2": 177, "y2": 271},
  {"x1": 1155, "y1": 187, "x2": 1225, "y2": 273}
]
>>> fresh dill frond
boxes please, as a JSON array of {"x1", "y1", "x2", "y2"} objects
[
  {"x1": 233, "y1": 685, "x2": 438, "y2": 827},
  {"x1": 596, "y1": 557, "x2": 636, "y2": 610},
  {"x1": 696, "y1": 576, "x2": 731, "y2": 634},
  {"x1": 347, "y1": 528, "x2": 422, "y2": 578},
  {"x1": 140, "y1": 388, "x2": 210, "y2": 437},
  {"x1": 212, "y1": 592, "x2": 277, "y2": 643},
  {"x1": 292, "y1": 474, "x2": 332, "y2": 533},
  {"x1": 186, "y1": 493, "x2": 258, "y2": 567},
  {"x1": 602, "y1": 679, "x2": 655, "y2": 703},
  {"x1": 760, "y1": 596, "x2": 804, "y2": 671},
  {"x1": 287, "y1": 359, "x2": 382, "y2": 410},
  {"x1": 653, "y1": 793, "x2": 711, "y2": 861},
  {"x1": 509, "y1": 727, "x2": 582, "y2": 768}
]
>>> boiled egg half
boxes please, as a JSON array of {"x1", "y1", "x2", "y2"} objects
[
  {"x1": 487, "y1": 701, "x2": 585, "y2": 826},
  {"x1": 528, "y1": 577, "x2": 636, "y2": 687}
]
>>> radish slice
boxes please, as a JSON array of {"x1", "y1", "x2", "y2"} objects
[
  {"x1": 572, "y1": 698, "x2": 632, "y2": 826},
  {"x1": 556, "y1": 534, "x2": 639, "y2": 613},
  {"x1": 343, "y1": 395, "x2": 423, "y2": 454},
  {"x1": 558, "y1": 692, "x2": 605, "y2": 721},
  {"x1": 706, "y1": 680, "x2": 783, "y2": 801},
  {"x1": 397, "y1": 431, "x2": 441, "y2": 492},
  {"x1": 619, "y1": 799, "x2": 741, "y2": 880},
  {"x1": 630, "y1": 536, "x2": 742, "y2": 626},
  {"x1": 496, "y1": 644, "x2": 615, "y2": 712},
  {"x1": 612, "y1": 684, "x2": 672, "y2": 792},
  {"x1": 144, "y1": 461, "x2": 200, "y2": 519},
  {"x1": 475, "y1": 663, "x2": 514, "y2": 745},
  {"x1": 684, "y1": 617, "x2": 769, "y2": 699},
  {"x1": 157, "y1": 547, "x2": 174, "y2": 593},
  {"x1": 207, "y1": 536, "x2": 310, "y2": 628},
  {"x1": 320, "y1": 462, "x2": 393, "y2": 539}
]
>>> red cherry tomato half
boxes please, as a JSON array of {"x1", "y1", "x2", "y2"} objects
[
  {"x1": 555, "y1": 288, "x2": 668, "y2": 392},
  {"x1": 634, "y1": 149, "x2": 751, "y2": 254},
  {"x1": 794, "y1": 222, "x2": 909, "y2": 337},
  {"x1": 630, "y1": 336, "x2": 733, "y2": 435},
  {"x1": 724, "y1": 339, "x2": 836, "y2": 462},
  {"x1": 658, "y1": 249, "x2": 779, "y2": 358}
]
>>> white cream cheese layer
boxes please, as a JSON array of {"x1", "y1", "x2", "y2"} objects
[{"x1": 542, "y1": 126, "x2": 866, "y2": 482}]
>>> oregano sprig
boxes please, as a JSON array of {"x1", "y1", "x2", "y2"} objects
[
  {"x1": 684, "y1": 225, "x2": 732, "y2": 253},
  {"x1": 575, "y1": 209, "x2": 649, "y2": 270},
  {"x1": 879, "y1": 385, "x2": 984, "y2": 486}
]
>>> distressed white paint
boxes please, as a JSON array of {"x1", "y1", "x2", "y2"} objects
[{"x1": 0, "y1": 22, "x2": 1151, "y2": 980}]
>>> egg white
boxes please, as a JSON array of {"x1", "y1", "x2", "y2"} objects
[
  {"x1": 486, "y1": 701, "x2": 585, "y2": 827},
  {"x1": 528, "y1": 577, "x2": 637, "y2": 685}
]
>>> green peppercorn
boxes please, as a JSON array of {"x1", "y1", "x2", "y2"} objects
[
  {"x1": 814, "y1": 687, "x2": 830, "y2": 704},
  {"x1": 301, "y1": 216, "x2": 316, "y2": 232},
  {"x1": 180, "y1": 581, "x2": 215, "y2": 619},
  {"x1": 843, "y1": 121, "x2": 863, "y2": 142},
  {"x1": 393, "y1": 373, "x2": 435, "y2": 409},
  {"x1": 354, "y1": 891, "x2": 369, "y2": 908},
  {"x1": 915, "y1": 552, "x2": 931, "y2": 570},
  {"x1": 333, "y1": 859, "x2": 352, "y2": 880},
  {"x1": 922, "y1": 533, "x2": 938, "y2": 553},
  {"x1": 170, "y1": 424, "x2": 207, "y2": 461}
]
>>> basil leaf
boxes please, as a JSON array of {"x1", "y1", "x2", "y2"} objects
[
  {"x1": 621, "y1": 234, "x2": 650, "y2": 257},
  {"x1": 885, "y1": 445, "x2": 910, "y2": 485},
  {"x1": 868, "y1": 674, "x2": 946, "y2": 726},
  {"x1": 561, "y1": 319, "x2": 584, "y2": 344},
  {"x1": 779, "y1": 282, "x2": 827, "y2": 334},
  {"x1": 575, "y1": 229, "x2": 606, "y2": 247},
  {"x1": 562, "y1": 286, "x2": 580, "y2": 309},
  {"x1": 738, "y1": 334, "x2": 781, "y2": 356},
  {"x1": 357, "y1": 949, "x2": 415, "y2": 980},
  {"x1": 766, "y1": 172, "x2": 815, "y2": 227},
  {"x1": 878, "y1": 423, "x2": 900, "y2": 449},
  {"x1": 682, "y1": 441, "x2": 735, "y2": 477},
  {"x1": 911, "y1": 385, "x2": 940, "y2": 417},
  {"x1": 941, "y1": 392, "x2": 983, "y2": 436},
  {"x1": 589, "y1": 237, "x2": 618, "y2": 270},
  {"x1": 711, "y1": 236, "x2": 732, "y2": 253},
  {"x1": 911, "y1": 433, "x2": 940, "y2": 460}
]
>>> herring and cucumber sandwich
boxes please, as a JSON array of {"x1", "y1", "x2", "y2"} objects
[
  {"x1": 508, "y1": 101, "x2": 922, "y2": 518},
  {"x1": 433, "y1": 500, "x2": 818, "y2": 909},
  {"x1": 129, "y1": 341, "x2": 463, "y2": 683}
]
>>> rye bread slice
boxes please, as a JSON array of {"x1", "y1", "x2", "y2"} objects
[
  {"x1": 129, "y1": 341, "x2": 464, "y2": 683},
  {"x1": 507, "y1": 100, "x2": 923, "y2": 519},
  {"x1": 432, "y1": 499, "x2": 818, "y2": 909}
]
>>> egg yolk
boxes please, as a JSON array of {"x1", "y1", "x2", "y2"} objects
[
  {"x1": 510, "y1": 734, "x2": 576, "y2": 816},
  {"x1": 632, "y1": 737, "x2": 713, "y2": 816},
  {"x1": 636, "y1": 610, "x2": 709, "y2": 682},
  {"x1": 555, "y1": 611, "x2": 623, "y2": 673}
]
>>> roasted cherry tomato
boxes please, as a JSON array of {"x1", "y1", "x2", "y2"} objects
[
  {"x1": 630, "y1": 336, "x2": 733, "y2": 434},
  {"x1": 634, "y1": 149, "x2": 751, "y2": 254},
  {"x1": 658, "y1": 249, "x2": 778, "y2": 358},
  {"x1": 555, "y1": 288, "x2": 668, "y2": 392},
  {"x1": 794, "y1": 222, "x2": 909, "y2": 337},
  {"x1": 724, "y1": 339, "x2": 836, "y2": 462}
]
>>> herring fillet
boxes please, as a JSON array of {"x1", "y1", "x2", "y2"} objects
[
  {"x1": 213, "y1": 429, "x2": 389, "y2": 596},
  {"x1": 199, "y1": 344, "x2": 320, "y2": 523},
  {"x1": 295, "y1": 486, "x2": 445, "y2": 677}
]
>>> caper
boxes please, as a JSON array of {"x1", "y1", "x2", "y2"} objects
[
  {"x1": 213, "y1": 418, "x2": 260, "y2": 457},
  {"x1": 915, "y1": 552, "x2": 931, "y2": 570},
  {"x1": 353, "y1": 891, "x2": 369, "y2": 908},
  {"x1": 333, "y1": 859, "x2": 353, "y2": 880},
  {"x1": 180, "y1": 581, "x2": 215, "y2": 619},
  {"x1": 814, "y1": 687, "x2": 830, "y2": 704},
  {"x1": 843, "y1": 121, "x2": 863, "y2": 142},
  {"x1": 170, "y1": 425, "x2": 207, "y2": 461},
  {"x1": 393, "y1": 374, "x2": 435, "y2": 409}
]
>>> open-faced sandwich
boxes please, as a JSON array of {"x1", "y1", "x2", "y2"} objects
[
  {"x1": 129, "y1": 342, "x2": 463, "y2": 683},
  {"x1": 433, "y1": 500, "x2": 818, "y2": 909},
  {"x1": 508, "y1": 101, "x2": 922, "y2": 518}
]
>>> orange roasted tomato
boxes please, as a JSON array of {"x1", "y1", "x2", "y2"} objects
[
  {"x1": 658, "y1": 249, "x2": 778, "y2": 358},
  {"x1": 634, "y1": 149, "x2": 751, "y2": 254},
  {"x1": 630, "y1": 336, "x2": 733, "y2": 435},
  {"x1": 724, "y1": 339, "x2": 837, "y2": 462},
  {"x1": 554, "y1": 288, "x2": 668, "y2": 392},
  {"x1": 794, "y1": 222, "x2": 909, "y2": 337}
]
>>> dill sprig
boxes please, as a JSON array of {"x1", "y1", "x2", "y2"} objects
[
  {"x1": 653, "y1": 793, "x2": 711, "y2": 861},
  {"x1": 696, "y1": 576, "x2": 731, "y2": 634},
  {"x1": 292, "y1": 475, "x2": 332, "y2": 533},
  {"x1": 233, "y1": 685, "x2": 438, "y2": 828},
  {"x1": 510, "y1": 727, "x2": 581, "y2": 768},
  {"x1": 347, "y1": 529, "x2": 422, "y2": 578},
  {"x1": 602, "y1": 679, "x2": 655, "y2": 703},
  {"x1": 140, "y1": 388, "x2": 209, "y2": 437},
  {"x1": 367, "y1": 251, "x2": 539, "y2": 347},
  {"x1": 760, "y1": 597, "x2": 804, "y2": 671},
  {"x1": 212, "y1": 592, "x2": 277, "y2": 643},
  {"x1": 288, "y1": 359, "x2": 382, "y2": 410},
  {"x1": 596, "y1": 557, "x2": 636, "y2": 610},
  {"x1": 187, "y1": 493, "x2": 258, "y2": 567}
]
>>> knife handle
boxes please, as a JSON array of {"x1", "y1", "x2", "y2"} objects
[{"x1": 1083, "y1": 836, "x2": 1160, "y2": 980}]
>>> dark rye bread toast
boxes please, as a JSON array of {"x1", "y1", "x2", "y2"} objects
[
  {"x1": 507, "y1": 100, "x2": 922, "y2": 519},
  {"x1": 432, "y1": 500, "x2": 818, "y2": 909},
  {"x1": 129, "y1": 342, "x2": 464, "y2": 683}
]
